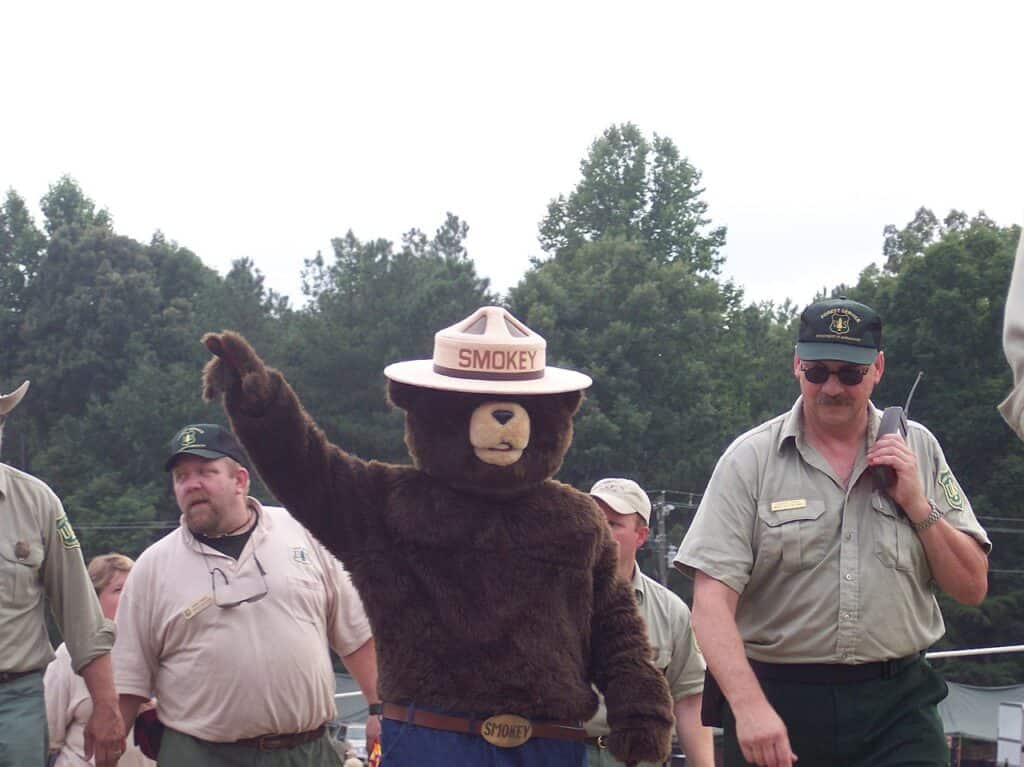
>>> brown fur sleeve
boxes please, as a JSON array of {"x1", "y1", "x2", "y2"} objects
[
  {"x1": 205, "y1": 333, "x2": 386, "y2": 558},
  {"x1": 589, "y1": 521, "x2": 674, "y2": 763}
]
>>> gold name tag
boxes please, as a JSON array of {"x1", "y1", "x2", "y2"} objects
[
  {"x1": 770, "y1": 499, "x2": 807, "y2": 512},
  {"x1": 480, "y1": 714, "x2": 533, "y2": 748},
  {"x1": 183, "y1": 595, "x2": 214, "y2": 620}
]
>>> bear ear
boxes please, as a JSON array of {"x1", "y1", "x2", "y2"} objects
[
  {"x1": 556, "y1": 389, "x2": 584, "y2": 416},
  {"x1": 386, "y1": 380, "x2": 423, "y2": 412}
]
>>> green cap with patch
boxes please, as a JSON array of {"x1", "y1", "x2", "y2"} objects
[
  {"x1": 796, "y1": 297, "x2": 882, "y2": 365},
  {"x1": 165, "y1": 423, "x2": 247, "y2": 471}
]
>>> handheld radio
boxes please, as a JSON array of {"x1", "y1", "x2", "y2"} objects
[{"x1": 871, "y1": 371, "x2": 923, "y2": 490}]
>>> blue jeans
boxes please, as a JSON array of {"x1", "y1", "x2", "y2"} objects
[
  {"x1": 380, "y1": 717, "x2": 585, "y2": 767},
  {"x1": 0, "y1": 672, "x2": 46, "y2": 767}
]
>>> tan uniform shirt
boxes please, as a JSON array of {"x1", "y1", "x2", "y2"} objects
[
  {"x1": 1000, "y1": 227, "x2": 1024, "y2": 437},
  {"x1": 112, "y1": 500, "x2": 372, "y2": 742},
  {"x1": 0, "y1": 463, "x2": 113, "y2": 673},
  {"x1": 585, "y1": 567, "x2": 705, "y2": 736},
  {"x1": 44, "y1": 643, "x2": 153, "y2": 767},
  {"x1": 675, "y1": 399, "x2": 991, "y2": 664}
]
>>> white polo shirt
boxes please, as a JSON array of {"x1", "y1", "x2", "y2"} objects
[{"x1": 113, "y1": 500, "x2": 371, "y2": 741}]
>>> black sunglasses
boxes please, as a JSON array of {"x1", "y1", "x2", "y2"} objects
[{"x1": 800, "y1": 364, "x2": 870, "y2": 386}]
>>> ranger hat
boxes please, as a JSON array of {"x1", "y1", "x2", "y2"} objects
[
  {"x1": 165, "y1": 423, "x2": 247, "y2": 471},
  {"x1": 796, "y1": 297, "x2": 882, "y2": 365},
  {"x1": 0, "y1": 381, "x2": 29, "y2": 416},
  {"x1": 589, "y1": 478, "x2": 651, "y2": 525},
  {"x1": 384, "y1": 306, "x2": 592, "y2": 395}
]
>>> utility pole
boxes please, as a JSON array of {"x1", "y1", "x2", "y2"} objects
[{"x1": 654, "y1": 492, "x2": 674, "y2": 586}]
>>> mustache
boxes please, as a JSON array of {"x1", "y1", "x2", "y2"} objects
[{"x1": 815, "y1": 393, "x2": 854, "y2": 407}]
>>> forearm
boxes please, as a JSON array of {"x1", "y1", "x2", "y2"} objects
[
  {"x1": 341, "y1": 639, "x2": 380, "y2": 704},
  {"x1": 118, "y1": 694, "x2": 148, "y2": 733},
  {"x1": 691, "y1": 573, "x2": 766, "y2": 715},
  {"x1": 79, "y1": 654, "x2": 118, "y2": 709},
  {"x1": 675, "y1": 694, "x2": 714, "y2": 767},
  {"x1": 912, "y1": 512, "x2": 988, "y2": 604}
]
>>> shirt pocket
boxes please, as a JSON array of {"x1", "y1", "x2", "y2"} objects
[
  {"x1": 756, "y1": 501, "x2": 828, "y2": 573},
  {"x1": 285, "y1": 575, "x2": 326, "y2": 629},
  {"x1": 871, "y1": 492, "x2": 913, "y2": 572},
  {"x1": 0, "y1": 539, "x2": 44, "y2": 604}
]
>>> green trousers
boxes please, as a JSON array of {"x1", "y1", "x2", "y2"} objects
[
  {"x1": 722, "y1": 658, "x2": 948, "y2": 767},
  {"x1": 158, "y1": 727, "x2": 343, "y2": 767},
  {"x1": 0, "y1": 671, "x2": 46, "y2": 767}
]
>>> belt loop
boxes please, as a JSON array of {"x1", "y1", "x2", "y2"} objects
[{"x1": 881, "y1": 659, "x2": 895, "y2": 679}]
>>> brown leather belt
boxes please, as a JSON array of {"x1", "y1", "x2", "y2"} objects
[
  {"x1": 232, "y1": 724, "x2": 325, "y2": 751},
  {"x1": 382, "y1": 703, "x2": 589, "y2": 746},
  {"x1": 0, "y1": 669, "x2": 38, "y2": 684}
]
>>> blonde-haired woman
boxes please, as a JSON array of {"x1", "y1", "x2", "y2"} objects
[{"x1": 45, "y1": 554, "x2": 153, "y2": 766}]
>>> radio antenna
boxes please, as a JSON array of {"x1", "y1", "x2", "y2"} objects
[{"x1": 904, "y1": 371, "x2": 924, "y2": 417}]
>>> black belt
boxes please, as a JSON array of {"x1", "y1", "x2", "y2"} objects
[
  {"x1": 0, "y1": 669, "x2": 38, "y2": 684},
  {"x1": 749, "y1": 654, "x2": 922, "y2": 684},
  {"x1": 232, "y1": 724, "x2": 326, "y2": 751}
]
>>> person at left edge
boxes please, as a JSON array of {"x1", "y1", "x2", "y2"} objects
[
  {"x1": 0, "y1": 380, "x2": 125, "y2": 767},
  {"x1": 112, "y1": 423, "x2": 380, "y2": 767}
]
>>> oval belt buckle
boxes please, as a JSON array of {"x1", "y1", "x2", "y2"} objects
[{"x1": 481, "y1": 714, "x2": 533, "y2": 748}]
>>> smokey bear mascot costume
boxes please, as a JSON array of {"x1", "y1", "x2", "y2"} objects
[{"x1": 202, "y1": 306, "x2": 673, "y2": 766}]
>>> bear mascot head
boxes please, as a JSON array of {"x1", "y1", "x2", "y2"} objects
[{"x1": 202, "y1": 306, "x2": 673, "y2": 765}]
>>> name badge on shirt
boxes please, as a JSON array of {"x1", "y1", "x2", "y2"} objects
[
  {"x1": 770, "y1": 499, "x2": 807, "y2": 512},
  {"x1": 183, "y1": 595, "x2": 214, "y2": 620}
]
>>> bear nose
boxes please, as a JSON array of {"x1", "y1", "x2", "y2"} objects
[{"x1": 492, "y1": 409, "x2": 514, "y2": 425}]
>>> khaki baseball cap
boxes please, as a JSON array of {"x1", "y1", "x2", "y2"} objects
[
  {"x1": 589, "y1": 478, "x2": 651, "y2": 524},
  {"x1": 0, "y1": 381, "x2": 29, "y2": 416},
  {"x1": 384, "y1": 306, "x2": 592, "y2": 395}
]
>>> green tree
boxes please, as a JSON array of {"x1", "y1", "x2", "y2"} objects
[
  {"x1": 513, "y1": 125, "x2": 795, "y2": 494},
  {"x1": 540, "y1": 124, "x2": 726, "y2": 273},
  {"x1": 290, "y1": 213, "x2": 496, "y2": 463}
]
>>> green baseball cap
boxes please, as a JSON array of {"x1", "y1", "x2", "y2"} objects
[
  {"x1": 796, "y1": 297, "x2": 882, "y2": 365},
  {"x1": 165, "y1": 423, "x2": 247, "y2": 471}
]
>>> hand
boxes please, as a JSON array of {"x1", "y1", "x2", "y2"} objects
[
  {"x1": 84, "y1": 698, "x2": 126, "y2": 767},
  {"x1": 201, "y1": 331, "x2": 273, "y2": 406},
  {"x1": 867, "y1": 433, "x2": 929, "y2": 522},
  {"x1": 732, "y1": 698, "x2": 797, "y2": 767},
  {"x1": 606, "y1": 722, "x2": 672, "y2": 765},
  {"x1": 365, "y1": 710, "x2": 381, "y2": 749}
]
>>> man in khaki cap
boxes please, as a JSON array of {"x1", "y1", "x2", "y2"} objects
[
  {"x1": 584, "y1": 478, "x2": 713, "y2": 767},
  {"x1": 0, "y1": 381, "x2": 125, "y2": 767},
  {"x1": 675, "y1": 298, "x2": 990, "y2": 767},
  {"x1": 113, "y1": 423, "x2": 379, "y2": 766},
  {"x1": 1000, "y1": 225, "x2": 1024, "y2": 437}
]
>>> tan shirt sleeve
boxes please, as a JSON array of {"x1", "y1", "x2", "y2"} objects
[
  {"x1": 1001, "y1": 228, "x2": 1024, "y2": 438},
  {"x1": 112, "y1": 561, "x2": 159, "y2": 699},
  {"x1": 41, "y1": 496, "x2": 114, "y2": 671},
  {"x1": 674, "y1": 440, "x2": 760, "y2": 593},
  {"x1": 314, "y1": 538, "x2": 372, "y2": 658},
  {"x1": 663, "y1": 611, "x2": 705, "y2": 701}
]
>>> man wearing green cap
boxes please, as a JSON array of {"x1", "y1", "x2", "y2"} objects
[
  {"x1": 675, "y1": 298, "x2": 990, "y2": 767},
  {"x1": 112, "y1": 423, "x2": 379, "y2": 766}
]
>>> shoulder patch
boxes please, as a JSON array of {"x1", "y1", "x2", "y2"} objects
[
  {"x1": 938, "y1": 469, "x2": 965, "y2": 511},
  {"x1": 56, "y1": 514, "x2": 81, "y2": 550}
]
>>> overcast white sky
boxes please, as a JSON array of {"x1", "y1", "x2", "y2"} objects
[{"x1": 2, "y1": 1, "x2": 1021, "y2": 309}]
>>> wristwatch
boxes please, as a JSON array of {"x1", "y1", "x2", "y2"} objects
[{"x1": 911, "y1": 500, "x2": 945, "y2": 532}]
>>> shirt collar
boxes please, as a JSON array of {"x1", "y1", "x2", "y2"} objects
[
  {"x1": 180, "y1": 496, "x2": 269, "y2": 547},
  {"x1": 630, "y1": 564, "x2": 647, "y2": 605},
  {"x1": 777, "y1": 396, "x2": 884, "y2": 451}
]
